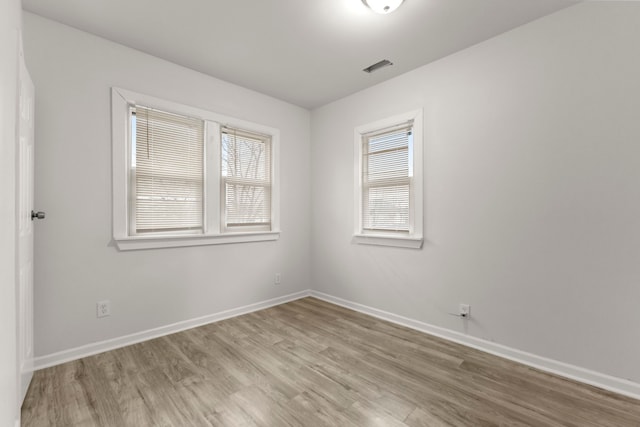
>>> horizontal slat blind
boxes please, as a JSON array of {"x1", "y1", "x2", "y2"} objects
[
  {"x1": 362, "y1": 123, "x2": 413, "y2": 232},
  {"x1": 221, "y1": 127, "x2": 271, "y2": 229},
  {"x1": 134, "y1": 106, "x2": 204, "y2": 233}
]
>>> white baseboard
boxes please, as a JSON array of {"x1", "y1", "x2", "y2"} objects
[
  {"x1": 34, "y1": 288, "x2": 640, "y2": 401},
  {"x1": 34, "y1": 290, "x2": 311, "y2": 370},
  {"x1": 309, "y1": 290, "x2": 640, "y2": 401}
]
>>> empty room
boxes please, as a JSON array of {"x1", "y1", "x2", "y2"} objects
[{"x1": 2, "y1": 0, "x2": 640, "y2": 425}]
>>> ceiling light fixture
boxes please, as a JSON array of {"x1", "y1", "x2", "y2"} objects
[{"x1": 361, "y1": 0, "x2": 404, "y2": 14}]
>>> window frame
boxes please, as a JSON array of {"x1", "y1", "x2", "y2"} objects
[
  {"x1": 129, "y1": 105, "x2": 206, "y2": 236},
  {"x1": 220, "y1": 126, "x2": 273, "y2": 233},
  {"x1": 111, "y1": 87, "x2": 280, "y2": 251},
  {"x1": 353, "y1": 109, "x2": 424, "y2": 249}
]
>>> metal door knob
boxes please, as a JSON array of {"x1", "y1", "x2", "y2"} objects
[{"x1": 31, "y1": 210, "x2": 45, "y2": 220}]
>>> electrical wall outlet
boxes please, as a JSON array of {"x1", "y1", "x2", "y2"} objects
[
  {"x1": 459, "y1": 303, "x2": 470, "y2": 318},
  {"x1": 97, "y1": 300, "x2": 111, "y2": 318},
  {"x1": 275, "y1": 273, "x2": 281, "y2": 285}
]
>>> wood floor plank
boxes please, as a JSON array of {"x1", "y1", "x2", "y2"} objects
[{"x1": 22, "y1": 297, "x2": 640, "y2": 426}]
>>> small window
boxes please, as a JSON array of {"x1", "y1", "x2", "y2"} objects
[
  {"x1": 221, "y1": 127, "x2": 272, "y2": 231},
  {"x1": 112, "y1": 88, "x2": 280, "y2": 250},
  {"x1": 362, "y1": 123, "x2": 412, "y2": 233},
  {"x1": 354, "y1": 110, "x2": 423, "y2": 249},
  {"x1": 131, "y1": 106, "x2": 204, "y2": 235}
]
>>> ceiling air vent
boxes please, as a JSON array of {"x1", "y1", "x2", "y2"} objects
[{"x1": 363, "y1": 59, "x2": 393, "y2": 73}]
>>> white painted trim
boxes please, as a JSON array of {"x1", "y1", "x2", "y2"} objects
[
  {"x1": 33, "y1": 288, "x2": 640, "y2": 401},
  {"x1": 352, "y1": 234, "x2": 423, "y2": 249},
  {"x1": 115, "y1": 231, "x2": 280, "y2": 251},
  {"x1": 353, "y1": 109, "x2": 424, "y2": 247},
  {"x1": 309, "y1": 290, "x2": 640, "y2": 401},
  {"x1": 34, "y1": 290, "x2": 310, "y2": 370},
  {"x1": 111, "y1": 87, "x2": 281, "y2": 250}
]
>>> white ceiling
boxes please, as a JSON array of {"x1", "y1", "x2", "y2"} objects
[{"x1": 22, "y1": 0, "x2": 579, "y2": 109}]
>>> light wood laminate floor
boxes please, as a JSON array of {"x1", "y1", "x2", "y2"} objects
[{"x1": 22, "y1": 297, "x2": 640, "y2": 426}]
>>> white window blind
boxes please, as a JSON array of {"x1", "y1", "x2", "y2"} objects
[
  {"x1": 133, "y1": 106, "x2": 204, "y2": 234},
  {"x1": 221, "y1": 127, "x2": 272, "y2": 230},
  {"x1": 362, "y1": 122, "x2": 413, "y2": 232}
]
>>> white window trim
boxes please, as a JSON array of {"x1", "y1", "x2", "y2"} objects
[
  {"x1": 353, "y1": 109, "x2": 424, "y2": 249},
  {"x1": 111, "y1": 87, "x2": 280, "y2": 251}
]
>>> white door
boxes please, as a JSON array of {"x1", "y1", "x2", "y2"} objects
[{"x1": 17, "y1": 43, "x2": 35, "y2": 405}]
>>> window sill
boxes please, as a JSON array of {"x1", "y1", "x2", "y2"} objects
[
  {"x1": 115, "y1": 231, "x2": 280, "y2": 251},
  {"x1": 352, "y1": 233, "x2": 423, "y2": 249}
]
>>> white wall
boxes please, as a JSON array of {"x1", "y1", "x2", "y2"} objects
[
  {"x1": 1, "y1": 0, "x2": 22, "y2": 424},
  {"x1": 22, "y1": 12, "x2": 311, "y2": 357},
  {"x1": 311, "y1": 2, "x2": 640, "y2": 384},
  {"x1": 21, "y1": 1, "x2": 640, "y2": 393}
]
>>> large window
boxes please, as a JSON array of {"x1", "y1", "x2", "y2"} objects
[
  {"x1": 112, "y1": 88, "x2": 280, "y2": 250},
  {"x1": 354, "y1": 110, "x2": 423, "y2": 248}
]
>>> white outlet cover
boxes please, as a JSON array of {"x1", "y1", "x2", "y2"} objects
[{"x1": 97, "y1": 300, "x2": 111, "y2": 318}]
